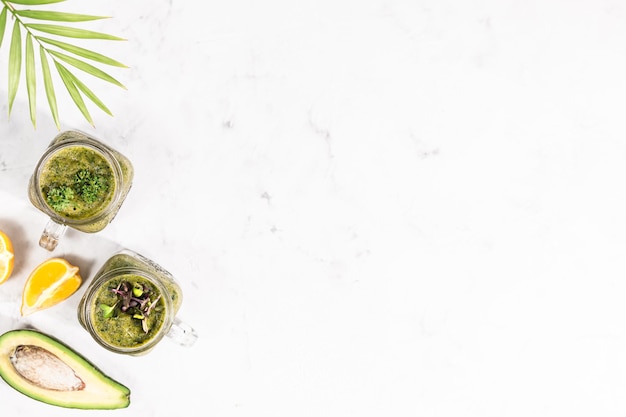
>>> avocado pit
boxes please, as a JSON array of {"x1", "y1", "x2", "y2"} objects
[{"x1": 10, "y1": 345, "x2": 85, "y2": 391}]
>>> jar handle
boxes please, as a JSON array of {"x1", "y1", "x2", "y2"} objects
[
  {"x1": 39, "y1": 219, "x2": 67, "y2": 251},
  {"x1": 166, "y1": 316, "x2": 198, "y2": 347}
]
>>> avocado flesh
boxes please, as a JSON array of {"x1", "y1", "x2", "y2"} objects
[{"x1": 0, "y1": 329, "x2": 130, "y2": 409}]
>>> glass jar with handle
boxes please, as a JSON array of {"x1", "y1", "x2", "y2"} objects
[
  {"x1": 28, "y1": 130, "x2": 133, "y2": 251},
  {"x1": 77, "y1": 249, "x2": 198, "y2": 355}
]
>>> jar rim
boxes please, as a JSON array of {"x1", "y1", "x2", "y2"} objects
[
  {"x1": 81, "y1": 267, "x2": 174, "y2": 355},
  {"x1": 32, "y1": 138, "x2": 124, "y2": 226}
]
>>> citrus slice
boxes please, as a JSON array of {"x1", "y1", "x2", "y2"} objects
[
  {"x1": 0, "y1": 230, "x2": 15, "y2": 285},
  {"x1": 21, "y1": 258, "x2": 82, "y2": 316}
]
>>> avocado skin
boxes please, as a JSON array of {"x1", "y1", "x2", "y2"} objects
[{"x1": 0, "y1": 329, "x2": 130, "y2": 409}]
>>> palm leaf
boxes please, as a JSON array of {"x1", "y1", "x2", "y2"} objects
[
  {"x1": 2, "y1": 2, "x2": 127, "y2": 128},
  {"x1": 8, "y1": 0, "x2": 66, "y2": 5},
  {"x1": 15, "y1": 10, "x2": 108, "y2": 22},
  {"x1": 39, "y1": 36, "x2": 127, "y2": 67},
  {"x1": 25, "y1": 32, "x2": 36, "y2": 126},
  {"x1": 0, "y1": 8, "x2": 7, "y2": 48},
  {"x1": 8, "y1": 20, "x2": 22, "y2": 116},
  {"x1": 40, "y1": 45, "x2": 60, "y2": 129},
  {"x1": 55, "y1": 61, "x2": 93, "y2": 126},
  {"x1": 48, "y1": 49, "x2": 126, "y2": 89},
  {"x1": 62, "y1": 70, "x2": 112, "y2": 116},
  {"x1": 25, "y1": 23, "x2": 125, "y2": 40}
]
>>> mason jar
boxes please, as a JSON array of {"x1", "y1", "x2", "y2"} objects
[
  {"x1": 28, "y1": 130, "x2": 134, "y2": 251},
  {"x1": 77, "y1": 249, "x2": 198, "y2": 356}
]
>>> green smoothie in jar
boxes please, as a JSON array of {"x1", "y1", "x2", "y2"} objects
[
  {"x1": 29, "y1": 130, "x2": 134, "y2": 250},
  {"x1": 78, "y1": 250, "x2": 193, "y2": 355},
  {"x1": 38, "y1": 145, "x2": 116, "y2": 221},
  {"x1": 91, "y1": 274, "x2": 167, "y2": 349}
]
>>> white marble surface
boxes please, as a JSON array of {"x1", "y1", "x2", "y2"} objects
[{"x1": 2, "y1": 0, "x2": 626, "y2": 415}]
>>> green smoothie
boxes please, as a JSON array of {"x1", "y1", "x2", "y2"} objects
[
  {"x1": 29, "y1": 131, "x2": 134, "y2": 234},
  {"x1": 90, "y1": 274, "x2": 167, "y2": 349},
  {"x1": 78, "y1": 251, "x2": 184, "y2": 354},
  {"x1": 39, "y1": 145, "x2": 115, "y2": 219}
]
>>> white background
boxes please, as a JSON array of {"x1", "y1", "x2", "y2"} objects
[{"x1": 2, "y1": 0, "x2": 626, "y2": 415}]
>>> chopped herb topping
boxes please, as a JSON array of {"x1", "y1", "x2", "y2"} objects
[
  {"x1": 101, "y1": 281, "x2": 162, "y2": 333},
  {"x1": 46, "y1": 185, "x2": 75, "y2": 211},
  {"x1": 44, "y1": 168, "x2": 111, "y2": 213},
  {"x1": 74, "y1": 169, "x2": 109, "y2": 203}
]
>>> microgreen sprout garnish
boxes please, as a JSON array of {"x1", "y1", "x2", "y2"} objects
[
  {"x1": 146, "y1": 294, "x2": 161, "y2": 314},
  {"x1": 107, "y1": 280, "x2": 159, "y2": 333},
  {"x1": 132, "y1": 283, "x2": 143, "y2": 297},
  {"x1": 99, "y1": 302, "x2": 117, "y2": 318}
]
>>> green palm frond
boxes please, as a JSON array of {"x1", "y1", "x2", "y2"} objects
[
  {"x1": 15, "y1": 10, "x2": 109, "y2": 22},
  {"x1": 25, "y1": 31, "x2": 35, "y2": 125},
  {"x1": 0, "y1": 8, "x2": 7, "y2": 47},
  {"x1": 8, "y1": 18, "x2": 22, "y2": 115},
  {"x1": 0, "y1": 0, "x2": 127, "y2": 129}
]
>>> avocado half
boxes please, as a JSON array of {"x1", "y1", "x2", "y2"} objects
[{"x1": 0, "y1": 329, "x2": 130, "y2": 409}]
